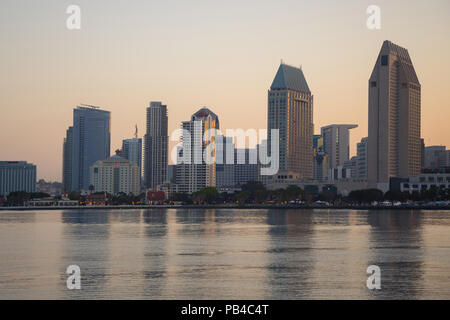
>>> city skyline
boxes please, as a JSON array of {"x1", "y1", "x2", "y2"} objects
[{"x1": 1, "y1": 1, "x2": 450, "y2": 181}]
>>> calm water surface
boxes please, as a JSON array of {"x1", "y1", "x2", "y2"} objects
[{"x1": 0, "y1": 209, "x2": 449, "y2": 299}]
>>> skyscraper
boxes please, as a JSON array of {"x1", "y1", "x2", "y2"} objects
[
  {"x1": 62, "y1": 126, "x2": 73, "y2": 192},
  {"x1": 69, "y1": 106, "x2": 111, "y2": 191},
  {"x1": 144, "y1": 102, "x2": 168, "y2": 189},
  {"x1": 122, "y1": 138, "x2": 142, "y2": 175},
  {"x1": 321, "y1": 124, "x2": 358, "y2": 170},
  {"x1": 268, "y1": 63, "x2": 314, "y2": 179},
  {"x1": 176, "y1": 107, "x2": 219, "y2": 193},
  {"x1": 368, "y1": 41, "x2": 421, "y2": 189}
]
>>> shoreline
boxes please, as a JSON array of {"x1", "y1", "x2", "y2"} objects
[{"x1": 1, "y1": 204, "x2": 449, "y2": 211}]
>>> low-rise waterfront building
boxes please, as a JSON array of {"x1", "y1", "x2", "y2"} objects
[
  {"x1": 0, "y1": 161, "x2": 36, "y2": 196},
  {"x1": 399, "y1": 173, "x2": 450, "y2": 193},
  {"x1": 89, "y1": 155, "x2": 140, "y2": 195}
]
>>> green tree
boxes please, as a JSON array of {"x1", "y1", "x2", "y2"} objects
[
  {"x1": 349, "y1": 189, "x2": 384, "y2": 204},
  {"x1": 170, "y1": 192, "x2": 192, "y2": 204},
  {"x1": 234, "y1": 190, "x2": 250, "y2": 204},
  {"x1": 192, "y1": 187, "x2": 219, "y2": 204}
]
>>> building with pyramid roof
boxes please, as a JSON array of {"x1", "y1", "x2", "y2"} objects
[
  {"x1": 368, "y1": 40, "x2": 421, "y2": 190},
  {"x1": 267, "y1": 63, "x2": 314, "y2": 179}
]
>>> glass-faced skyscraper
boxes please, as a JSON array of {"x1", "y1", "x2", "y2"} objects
[
  {"x1": 64, "y1": 106, "x2": 111, "y2": 191},
  {"x1": 368, "y1": 41, "x2": 421, "y2": 189},
  {"x1": 144, "y1": 102, "x2": 168, "y2": 189},
  {"x1": 268, "y1": 63, "x2": 314, "y2": 179},
  {"x1": 122, "y1": 138, "x2": 142, "y2": 173}
]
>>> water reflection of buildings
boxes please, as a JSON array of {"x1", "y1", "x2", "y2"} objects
[
  {"x1": 161, "y1": 208, "x2": 271, "y2": 299},
  {"x1": 0, "y1": 211, "x2": 63, "y2": 299},
  {"x1": 266, "y1": 209, "x2": 315, "y2": 299},
  {"x1": 367, "y1": 210, "x2": 424, "y2": 299},
  {"x1": 61, "y1": 209, "x2": 111, "y2": 299},
  {"x1": 141, "y1": 209, "x2": 168, "y2": 298},
  {"x1": 304, "y1": 210, "x2": 373, "y2": 299}
]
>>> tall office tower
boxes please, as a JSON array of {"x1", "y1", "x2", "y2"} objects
[
  {"x1": 176, "y1": 108, "x2": 219, "y2": 193},
  {"x1": 313, "y1": 134, "x2": 328, "y2": 181},
  {"x1": 144, "y1": 102, "x2": 168, "y2": 189},
  {"x1": 0, "y1": 161, "x2": 36, "y2": 196},
  {"x1": 62, "y1": 126, "x2": 73, "y2": 192},
  {"x1": 122, "y1": 138, "x2": 142, "y2": 174},
  {"x1": 268, "y1": 63, "x2": 314, "y2": 179},
  {"x1": 70, "y1": 106, "x2": 111, "y2": 191},
  {"x1": 356, "y1": 137, "x2": 368, "y2": 180},
  {"x1": 321, "y1": 124, "x2": 358, "y2": 170},
  {"x1": 368, "y1": 40, "x2": 421, "y2": 189}
]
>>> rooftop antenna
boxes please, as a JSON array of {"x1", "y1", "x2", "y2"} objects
[
  {"x1": 281, "y1": 59, "x2": 284, "y2": 65},
  {"x1": 134, "y1": 125, "x2": 138, "y2": 139},
  {"x1": 80, "y1": 103, "x2": 100, "y2": 109}
]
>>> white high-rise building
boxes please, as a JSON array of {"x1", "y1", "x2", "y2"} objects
[
  {"x1": 321, "y1": 124, "x2": 358, "y2": 170},
  {"x1": 176, "y1": 108, "x2": 219, "y2": 194}
]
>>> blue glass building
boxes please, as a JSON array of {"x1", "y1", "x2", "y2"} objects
[{"x1": 66, "y1": 106, "x2": 111, "y2": 191}]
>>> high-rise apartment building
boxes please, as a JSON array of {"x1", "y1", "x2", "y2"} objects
[
  {"x1": 65, "y1": 106, "x2": 111, "y2": 192},
  {"x1": 268, "y1": 63, "x2": 314, "y2": 180},
  {"x1": 368, "y1": 41, "x2": 421, "y2": 189},
  {"x1": 0, "y1": 161, "x2": 36, "y2": 196},
  {"x1": 144, "y1": 102, "x2": 168, "y2": 189},
  {"x1": 321, "y1": 124, "x2": 358, "y2": 170},
  {"x1": 356, "y1": 137, "x2": 368, "y2": 180},
  {"x1": 176, "y1": 108, "x2": 219, "y2": 193}
]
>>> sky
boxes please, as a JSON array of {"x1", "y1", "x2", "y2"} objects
[{"x1": 0, "y1": 0, "x2": 449, "y2": 181}]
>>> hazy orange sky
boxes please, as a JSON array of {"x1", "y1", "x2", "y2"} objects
[{"x1": 1, "y1": 0, "x2": 449, "y2": 181}]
